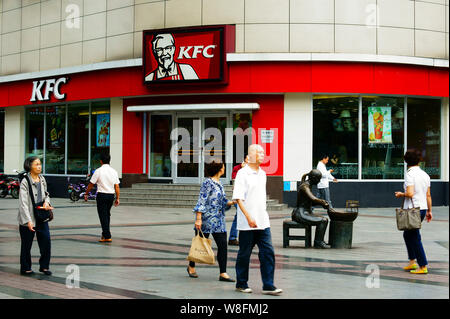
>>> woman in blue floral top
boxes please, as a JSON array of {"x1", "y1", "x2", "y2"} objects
[{"x1": 187, "y1": 159, "x2": 236, "y2": 282}]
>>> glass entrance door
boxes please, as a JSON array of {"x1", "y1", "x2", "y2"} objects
[
  {"x1": 173, "y1": 114, "x2": 231, "y2": 184},
  {"x1": 202, "y1": 116, "x2": 228, "y2": 182},
  {"x1": 176, "y1": 117, "x2": 202, "y2": 183}
]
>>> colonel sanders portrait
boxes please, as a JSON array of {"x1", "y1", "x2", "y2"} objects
[{"x1": 145, "y1": 33, "x2": 199, "y2": 81}]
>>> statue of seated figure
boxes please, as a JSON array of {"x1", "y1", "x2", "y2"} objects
[{"x1": 292, "y1": 169, "x2": 331, "y2": 249}]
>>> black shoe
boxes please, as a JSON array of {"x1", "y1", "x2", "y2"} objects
[
  {"x1": 219, "y1": 276, "x2": 235, "y2": 282},
  {"x1": 20, "y1": 270, "x2": 34, "y2": 276},
  {"x1": 39, "y1": 268, "x2": 52, "y2": 275},
  {"x1": 187, "y1": 267, "x2": 198, "y2": 278},
  {"x1": 228, "y1": 239, "x2": 239, "y2": 246},
  {"x1": 314, "y1": 241, "x2": 331, "y2": 249}
]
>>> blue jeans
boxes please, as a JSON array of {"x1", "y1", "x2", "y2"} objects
[
  {"x1": 229, "y1": 204, "x2": 238, "y2": 241},
  {"x1": 403, "y1": 210, "x2": 428, "y2": 267},
  {"x1": 235, "y1": 227, "x2": 276, "y2": 291},
  {"x1": 317, "y1": 187, "x2": 333, "y2": 208}
]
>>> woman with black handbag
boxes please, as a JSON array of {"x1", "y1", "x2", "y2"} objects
[
  {"x1": 395, "y1": 149, "x2": 432, "y2": 275},
  {"x1": 18, "y1": 156, "x2": 53, "y2": 276}
]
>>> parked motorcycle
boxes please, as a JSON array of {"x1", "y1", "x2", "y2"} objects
[
  {"x1": 68, "y1": 173, "x2": 97, "y2": 202},
  {"x1": 0, "y1": 171, "x2": 21, "y2": 199}
]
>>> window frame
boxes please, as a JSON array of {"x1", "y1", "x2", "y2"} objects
[
  {"x1": 312, "y1": 93, "x2": 443, "y2": 181},
  {"x1": 24, "y1": 99, "x2": 110, "y2": 177}
]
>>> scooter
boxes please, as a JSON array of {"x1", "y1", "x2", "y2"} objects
[{"x1": 68, "y1": 173, "x2": 97, "y2": 202}]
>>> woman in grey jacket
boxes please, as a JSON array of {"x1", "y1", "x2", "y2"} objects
[{"x1": 18, "y1": 156, "x2": 53, "y2": 275}]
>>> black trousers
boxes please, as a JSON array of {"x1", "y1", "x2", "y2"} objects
[
  {"x1": 19, "y1": 222, "x2": 51, "y2": 272},
  {"x1": 96, "y1": 192, "x2": 115, "y2": 239},
  {"x1": 189, "y1": 230, "x2": 228, "y2": 274}
]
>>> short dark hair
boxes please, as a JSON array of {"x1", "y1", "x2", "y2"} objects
[
  {"x1": 23, "y1": 156, "x2": 40, "y2": 172},
  {"x1": 404, "y1": 148, "x2": 422, "y2": 166},
  {"x1": 320, "y1": 154, "x2": 329, "y2": 160},
  {"x1": 205, "y1": 159, "x2": 224, "y2": 177},
  {"x1": 100, "y1": 153, "x2": 111, "y2": 164}
]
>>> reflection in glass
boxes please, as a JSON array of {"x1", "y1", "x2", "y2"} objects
[
  {"x1": 407, "y1": 98, "x2": 441, "y2": 179},
  {"x1": 45, "y1": 105, "x2": 65, "y2": 174},
  {"x1": 176, "y1": 117, "x2": 200, "y2": 178},
  {"x1": 150, "y1": 115, "x2": 172, "y2": 177},
  {"x1": 362, "y1": 96, "x2": 404, "y2": 179},
  {"x1": 203, "y1": 117, "x2": 227, "y2": 178},
  {"x1": 233, "y1": 113, "x2": 252, "y2": 168},
  {"x1": 90, "y1": 101, "x2": 111, "y2": 171},
  {"x1": 313, "y1": 96, "x2": 359, "y2": 179},
  {"x1": 25, "y1": 107, "x2": 45, "y2": 160},
  {"x1": 67, "y1": 104, "x2": 89, "y2": 175}
]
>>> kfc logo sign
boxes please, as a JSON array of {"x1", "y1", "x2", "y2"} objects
[
  {"x1": 30, "y1": 77, "x2": 68, "y2": 102},
  {"x1": 178, "y1": 45, "x2": 217, "y2": 59},
  {"x1": 143, "y1": 25, "x2": 235, "y2": 84}
]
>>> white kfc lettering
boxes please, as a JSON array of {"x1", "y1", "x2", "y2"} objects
[
  {"x1": 177, "y1": 45, "x2": 216, "y2": 59},
  {"x1": 202, "y1": 45, "x2": 216, "y2": 58},
  {"x1": 30, "y1": 77, "x2": 68, "y2": 102}
]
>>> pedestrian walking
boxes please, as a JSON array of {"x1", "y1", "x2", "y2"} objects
[
  {"x1": 228, "y1": 155, "x2": 249, "y2": 246},
  {"x1": 316, "y1": 154, "x2": 337, "y2": 208},
  {"x1": 85, "y1": 153, "x2": 120, "y2": 243},
  {"x1": 395, "y1": 148, "x2": 432, "y2": 274},
  {"x1": 187, "y1": 159, "x2": 236, "y2": 282},
  {"x1": 18, "y1": 156, "x2": 53, "y2": 276},
  {"x1": 233, "y1": 144, "x2": 283, "y2": 295}
]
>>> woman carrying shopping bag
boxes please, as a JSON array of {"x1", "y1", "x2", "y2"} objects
[
  {"x1": 187, "y1": 159, "x2": 236, "y2": 282},
  {"x1": 395, "y1": 148, "x2": 432, "y2": 274}
]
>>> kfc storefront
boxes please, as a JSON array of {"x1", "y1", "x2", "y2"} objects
[{"x1": 0, "y1": 25, "x2": 448, "y2": 207}]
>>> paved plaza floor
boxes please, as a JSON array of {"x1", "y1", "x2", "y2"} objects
[{"x1": 0, "y1": 197, "x2": 448, "y2": 299}]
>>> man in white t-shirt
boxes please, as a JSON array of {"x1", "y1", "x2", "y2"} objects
[
  {"x1": 85, "y1": 153, "x2": 120, "y2": 242},
  {"x1": 316, "y1": 154, "x2": 337, "y2": 208},
  {"x1": 232, "y1": 144, "x2": 282, "y2": 296}
]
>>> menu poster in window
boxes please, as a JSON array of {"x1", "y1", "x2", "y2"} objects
[
  {"x1": 368, "y1": 107, "x2": 392, "y2": 144},
  {"x1": 96, "y1": 114, "x2": 110, "y2": 147}
]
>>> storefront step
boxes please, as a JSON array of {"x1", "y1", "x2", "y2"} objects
[
  {"x1": 131, "y1": 184, "x2": 233, "y2": 191},
  {"x1": 119, "y1": 201, "x2": 287, "y2": 211},
  {"x1": 120, "y1": 189, "x2": 233, "y2": 196}
]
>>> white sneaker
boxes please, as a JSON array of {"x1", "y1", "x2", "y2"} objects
[
  {"x1": 235, "y1": 287, "x2": 253, "y2": 293},
  {"x1": 262, "y1": 288, "x2": 283, "y2": 295}
]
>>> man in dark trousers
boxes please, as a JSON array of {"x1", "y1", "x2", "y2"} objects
[{"x1": 85, "y1": 153, "x2": 120, "y2": 242}]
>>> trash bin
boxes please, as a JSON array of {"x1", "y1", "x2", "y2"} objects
[{"x1": 327, "y1": 205, "x2": 358, "y2": 249}]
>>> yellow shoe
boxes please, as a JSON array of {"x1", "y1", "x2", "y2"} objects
[
  {"x1": 99, "y1": 237, "x2": 112, "y2": 242},
  {"x1": 410, "y1": 267, "x2": 428, "y2": 274},
  {"x1": 403, "y1": 263, "x2": 418, "y2": 271}
]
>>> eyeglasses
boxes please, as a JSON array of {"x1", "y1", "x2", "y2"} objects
[{"x1": 154, "y1": 45, "x2": 175, "y2": 55}]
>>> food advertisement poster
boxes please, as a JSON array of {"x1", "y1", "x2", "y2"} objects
[
  {"x1": 368, "y1": 107, "x2": 392, "y2": 144},
  {"x1": 96, "y1": 114, "x2": 110, "y2": 147}
]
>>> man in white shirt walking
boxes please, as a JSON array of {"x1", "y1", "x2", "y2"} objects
[
  {"x1": 316, "y1": 154, "x2": 338, "y2": 208},
  {"x1": 85, "y1": 153, "x2": 120, "y2": 242},
  {"x1": 232, "y1": 144, "x2": 282, "y2": 296}
]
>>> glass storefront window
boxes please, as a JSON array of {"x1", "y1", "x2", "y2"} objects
[
  {"x1": 313, "y1": 96, "x2": 359, "y2": 179},
  {"x1": 0, "y1": 110, "x2": 4, "y2": 172},
  {"x1": 45, "y1": 105, "x2": 66, "y2": 174},
  {"x1": 150, "y1": 115, "x2": 172, "y2": 177},
  {"x1": 232, "y1": 113, "x2": 252, "y2": 168},
  {"x1": 25, "y1": 107, "x2": 45, "y2": 159},
  {"x1": 90, "y1": 101, "x2": 111, "y2": 171},
  {"x1": 407, "y1": 98, "x2": 441, "y2": 179},
  {"x1": 362, "y1": 96, "x2": 404, "y2": 179},
  {"x1": 67, "y1": 104, "x2": 89, "y2": 175}
]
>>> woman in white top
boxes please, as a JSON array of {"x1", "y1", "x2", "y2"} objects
[{"x1": 395, "y1": 149, "x2": 432, "y2": 274}]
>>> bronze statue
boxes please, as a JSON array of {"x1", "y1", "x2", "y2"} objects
[{"x1": 292, "y1": 169, "x2": 331, "y2": 249}]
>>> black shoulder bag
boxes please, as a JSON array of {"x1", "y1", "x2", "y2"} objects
[{"x1": 25, "y1": 175, "x2": 53, "y2": 223}]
